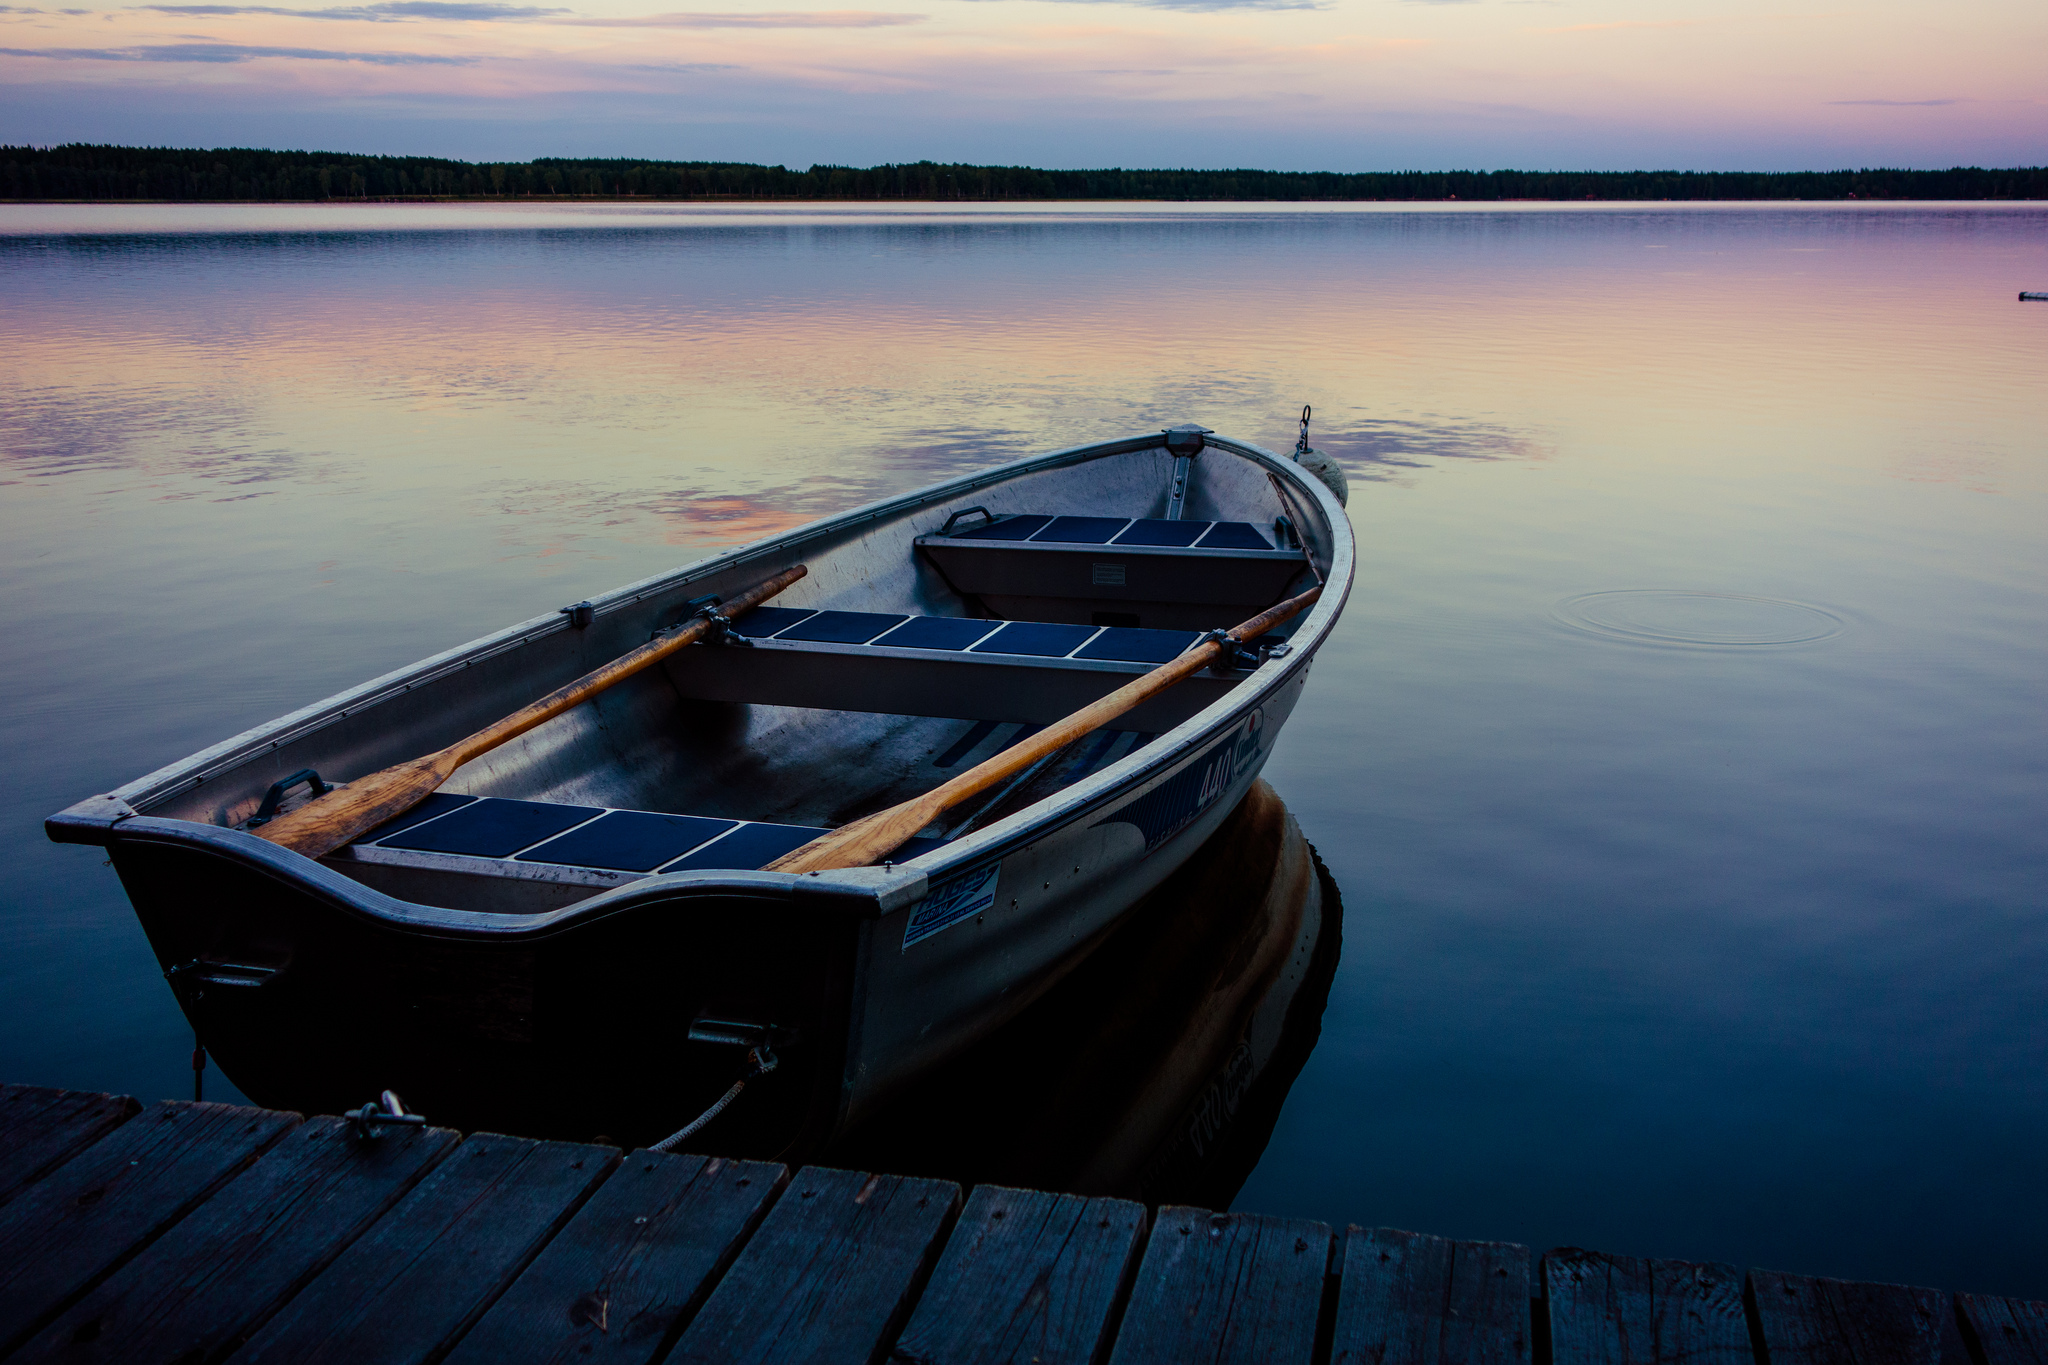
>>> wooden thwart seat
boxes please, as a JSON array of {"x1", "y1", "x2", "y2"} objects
[
  {"x1": 668, "y1": 609, "x2": 1267, "y2": 731},
  {"x1": 332, "y1": 716, "x2": 1156, "y2": 886},
  {"x1": 735, "y1": 606, "x2": 1216, "y2": 663},
  {"x1": 327, "y1": 792, "x2": 906, "y2": 895},
  {"x1": 915, "y1": 512, "x2": 1310, "y2": 628}
]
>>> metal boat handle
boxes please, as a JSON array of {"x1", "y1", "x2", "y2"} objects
[
  {"x1": 939, "y1": 506, "x2": 994, "y2": 535},
  {"x1": 247, "y1": 770, "x2": 331, "y2": 828}
]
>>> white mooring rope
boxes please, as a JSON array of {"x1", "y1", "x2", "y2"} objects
[
  {"x1": 649, "y1": 1079, "x2": 748, "y2": 1153},
  {"x1": 648, "y1": 1044, "x2": 778, "y2": 1154}
]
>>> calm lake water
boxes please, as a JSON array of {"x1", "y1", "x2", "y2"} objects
[{"x1": 3, "y1": 201, "x2": 2044, "y2": 1295}]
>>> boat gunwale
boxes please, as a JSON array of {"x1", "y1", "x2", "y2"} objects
[{"x1": 56, "y1": 429, "x2": 1353, "y2": 920}]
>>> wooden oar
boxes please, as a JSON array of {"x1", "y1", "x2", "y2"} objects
[
  {"x1": 252, "y1": 565, "x2": 808, "y2": 860},
  {"x1": 765, "y1": 584, "x2": 1322, "y2": 876}
]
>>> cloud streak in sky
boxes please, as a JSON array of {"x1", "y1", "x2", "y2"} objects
[
  {"x1": 1827, "y1": 98, "x2": 1959, "y2": 107},
  {"x1": 0, "y1": 39, "x2": 475, "y2": 59},
  {"x1": 557, "y1": 9, "x2": 926, "y2": 25},
  {"x1": 951, "y1": 0, "x2": 1327, "y2": 10},
  {"x1": 1137, "y1": 0, "x2": 1329, "y2": 10},
  {"x1": 141, "y1": 2, "x2": 567, "y2": 18},
  {"x1": 1529, "y1": 19, "x2": 1698, "y2": 32}
]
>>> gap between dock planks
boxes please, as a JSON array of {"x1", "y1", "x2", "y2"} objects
[{"x1": 0, "y1": 1083, "x2": 2041, "y2": 1365}]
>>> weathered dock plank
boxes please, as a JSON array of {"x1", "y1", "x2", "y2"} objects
[
  {"x1": 444, "y1": 1150, "x2": 787, "y2": 1365},
  {"x1": 1108, "y1": 1206, "x2": 1332, "y2": 1365},
  {"x1": 1958, "y1": 1294, "x2": 2048, "y2": 1365},
  {"x1": 671, "y1": 1165, "x2": 962, "y2": 1365},
  {"x1": 890, "y1": 1184, "x2": 1148, "y2": 1365},
  {"x1": 229, "y1": 1132, "x2": 618, "y2": 1365},
  {"x1": 15, "y1": 1116, "x2": 459, "y2": 1365},
  {"x1": 1329, "y1": 1226, "x2": 1531, "y2": 1365},
  {"x1": 1, "y1": 1083, "x2": 2046, "y2": 1365},
  {"x1": 1749, "y1": 1270, "x2": 1969, "y2": 1365},
  {"x1": 1544, "y1": 1249, "x2": 1748, "y2": 1365},
  {"x1": 0, "y1": 1085, "x2": 140, "y2": 1206},
  {"x1": 0, "y1": 1100, "x2": 299, "y2": 1355}
]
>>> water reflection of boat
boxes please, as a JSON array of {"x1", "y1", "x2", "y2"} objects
[
  {"x1": 46, "y1": 427, "x2": 1352, "y2": 1155},
  {"x1": 823, "y1": 779, "x2": 1341, "y2": 1208}
]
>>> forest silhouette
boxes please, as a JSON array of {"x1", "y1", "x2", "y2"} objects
[{"x1": 6, "y1": 145, "x2": 2044, "y2": 202}]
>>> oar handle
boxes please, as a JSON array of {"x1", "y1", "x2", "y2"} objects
[
  {"x1": 766, "y1": 584, "x2": 1323, "y2": 875},
  {"x1": 252, "y1": 565, "x2": 807, "y2": 859}
]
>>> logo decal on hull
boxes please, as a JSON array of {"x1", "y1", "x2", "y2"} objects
[
  {"x1": 903, "y1": 862, "x2": 1002, "y2": 950},
  {"x1": 1090, "y1": 710, "x2": 1264, "y2": 852}
]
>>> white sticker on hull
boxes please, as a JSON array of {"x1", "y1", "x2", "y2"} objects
[{"x1": 903, "y1": 863, "x2": 1001, "y2": 950}]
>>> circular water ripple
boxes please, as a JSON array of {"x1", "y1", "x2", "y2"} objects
[{"x1": 1554, "y1": 590, "x2": 1844, "y2": 648}]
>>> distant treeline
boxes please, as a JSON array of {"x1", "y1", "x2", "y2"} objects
[{"x1": 6, "y1": 144, "x2": 2047, "y2": 202}]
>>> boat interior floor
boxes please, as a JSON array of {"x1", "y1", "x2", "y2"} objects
[{"x1": 305, "y1": 504, "x2": 1311, "y2": 913}]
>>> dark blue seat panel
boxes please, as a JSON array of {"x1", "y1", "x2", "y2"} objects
[
  {"x1": 516, "y1": 810, "x2": 739, "y2": 872},
  {"x1": 736, "y1": 606, "x2": 818, "y2": 637},
  {"x1": 871, "y1": 617, "x2": 1003, "y2": 652},
  {"x1": 930, "y1": 512, "x2": 1292, "y2": 554},
  {"x1": 354, "y1": 777, "x2": 993, "y2": 881},
  {"x1": 1196, "y1": 521, "x2": 1272, "y2": 550},
  {"x1": 355, "y1": 791, "x2": 478, "y2": 844},
  {"x1": 1112, "y1": 519, "x2": 1210, "y2": 548},
  {"x1": 970, "y1": 621, "x2": 1100, "y2": 658},
  {"x1": 1031, "y1": 516, "x2": 1131, "y2": 545},
  {"x1": 375, "y1": 797, "x2": 603, "y2": 858},
  {"x1": 1075, "y1": 627, "x2": 1201, "y2": 664},
  {"x1": 954, "y1": 514, "x2": 1052, "y2": 541},
  {"x1": 660, "y1": 821, "x2": 832, "y2": 873},
  {"x1": 774, "y1": 610, "x2": 910, "y2": 644}
]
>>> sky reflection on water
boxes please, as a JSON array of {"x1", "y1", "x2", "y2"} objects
[{"x1": 2, "y1": 203, "x2": 2044, "y2": 1295}]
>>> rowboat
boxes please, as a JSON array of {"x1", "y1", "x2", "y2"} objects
[{"x1": 46, "y1": 424, "x2": 1354, "y2": 1155}]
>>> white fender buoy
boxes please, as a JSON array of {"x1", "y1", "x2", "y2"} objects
[{"x1": 1293, "y1": 445, "x2": 1348, "y2": 507}]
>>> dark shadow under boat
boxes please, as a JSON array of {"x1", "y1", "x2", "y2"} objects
[
  {"x1": 814, "y1": 779, "x2": 1341, "y2": 1207},
  {"x1": 171, "y1": 777, "x2": 1342, "y2": 1198}
]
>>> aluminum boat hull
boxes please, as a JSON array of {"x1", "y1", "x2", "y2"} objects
[{"x1": 47, "y1": 428, "x2": 1354, "y2": 1155}]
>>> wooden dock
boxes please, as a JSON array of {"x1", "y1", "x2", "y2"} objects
[{"x1": 1, "y1": 1082, "x2": 2041, "y2": 1365}]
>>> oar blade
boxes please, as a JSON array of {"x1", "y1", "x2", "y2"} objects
[
  {"x1": 250, "y1": 753, "x2": 458, "y2": 860},
  {"x1": 243, "y1": 564, "x2": 807, "y2": 864}
]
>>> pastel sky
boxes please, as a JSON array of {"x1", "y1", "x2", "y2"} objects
[{"x1": 1, "y1": 0, "x2": 2042, "y2": 170}]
